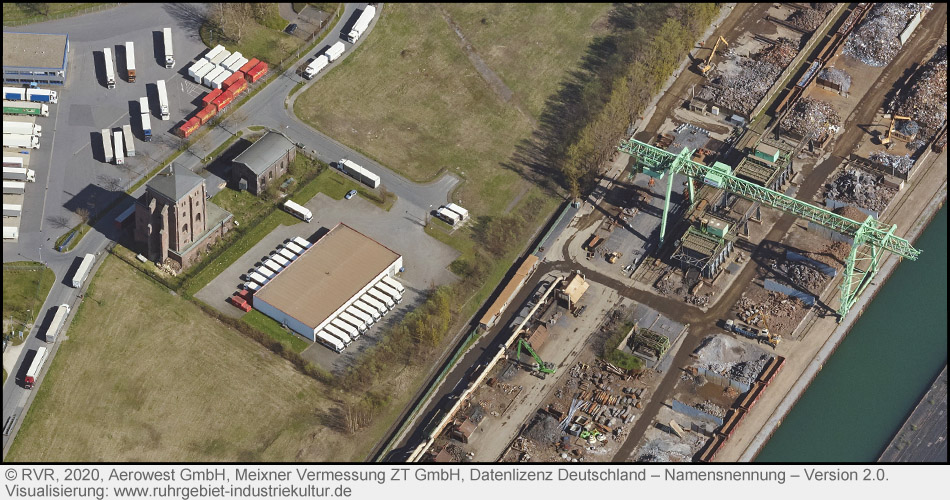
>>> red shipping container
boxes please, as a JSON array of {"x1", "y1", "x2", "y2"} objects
[
  {"x1": 226, "y1": 77, "x2": 247, "y2": 96},
  {"x1": 211, "y1": 89, "x2": 235, "y2": 111},
  {"x1": 178, "y1": 117, "x2": 200, "y2": 138},
  {"x1": 222, "y1": 72, "x2": 242, "y2": 90},
  {"x1": 201, "y1": 88, "x2": 222, "y2": 106},
  {"x1": 195, "y1": 105, "x2": 217, "y2": 125},
  {"x1": 239, "y1": 58, "x2": 259, "y2": 77},
  {"x1": 248, "y1": 61, "x2": 268, "y2": 82},
  {"x1": 230, "y1": 295, "x2": 251, "y2": 311}
]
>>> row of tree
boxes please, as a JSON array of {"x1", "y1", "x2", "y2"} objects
[{"x1": 558, "y1": 4, "x2": 720, "y2": 199}]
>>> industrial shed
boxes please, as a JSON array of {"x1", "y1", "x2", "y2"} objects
[
  {"x1": 3, "y1": 32, "x2": 69, "y2": 86},
  {"x1": 252, "y1": 223, "x2": 403, "y2": 341},
  {"x1": 231, "y1": 130, "x2": 296, "y2": 195}
]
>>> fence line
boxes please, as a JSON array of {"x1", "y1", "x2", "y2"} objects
[{"x1": 695, "y1": 365, "x2": 751, "y2": 393}]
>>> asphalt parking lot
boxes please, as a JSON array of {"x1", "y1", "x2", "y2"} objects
[
  {"x1": 196, "y1": 188, "x2": 460, "y2": 372},
  {"x1": 11, "y1": 4, "x2": 218, "y2": 234}
]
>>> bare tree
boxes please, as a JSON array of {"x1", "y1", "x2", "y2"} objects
[
  {"x1": 97, "y1": 174, "x2": 123, "y2": 192},
  {"x1": 76, "y1": 207, "x2": 91, "y2": 225},
  {"x1": 47, "y1": 215, "x2": 72, "y2": 229}
]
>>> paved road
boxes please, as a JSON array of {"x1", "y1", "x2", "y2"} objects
[{"x1": 3, "y1": 2, "x2": 459, "y2": 458}]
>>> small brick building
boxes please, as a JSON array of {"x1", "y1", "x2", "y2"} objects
[
  {"x1": 134, "y1": 165, "x2": 232, "y2": 269},
  {"x1": 231, "y1": 131, "x2": 296, "y2": 195}
]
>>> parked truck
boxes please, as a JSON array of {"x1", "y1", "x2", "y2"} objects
[
  {"x1": 3, "y1": 204, "x2": 22, "y2": 217},
  {"x1": 337, "y1": 158, "x2": 381, "y2": 188},
  {"x1": 103, "y1": 47, "x2": 116, "y2": 89},
  {"x1": 303, "y1": 55, "x2": 329, "y2": 79},
  {"x1": 353, "y1": 299, "x2": 381, "y2": 321},
  {"x1": 3, "y1": 167, "x2": 37, "y2": 182},
  {"x1": 262, "y1": 258, "x2": 283, "y2": 274},
  {"x1": 24, "y1": 346, "x2": 49, "y2": 389},
  {"x1": 3, "y1": 121, "x2": 42, "y2": 137},
  {"x1": 122, "y1": 124, "x2": 135, "y2": 157},
  {"x1": 3, "y1": 100, "x2": 49, "y2": 117},
  {"x1": 45, "y1": 304, "x2": 71, "y2": 343},
  {"x1": 330, "y1": 319, "x2": 359, "y2": 341},
  {"x1": 140, "y1": 110, "x2": 152, "y2": 142},
  {"x1": 283, "y1": 200, "x2": 312, "y2": 222},
  {"x1": 3, "y1": 133, "x2": 39, "y2": 149},
  {"x1": 346, "y1": 305, "x2": 375, "y2": 327},
  {"x1": 324, "y1": 323, "x2": 353, "y2": 345},
  {"x1": 3, "y1": 87, "x2": 58, "y2": 104},
  {"x1": 316, "y1": 331, "x2": 345, "y2": 353},
  {"x1": 345, "y1": 5, "x2": 376, "y2": 43},
  {"x1": 360, "y1": 294, "x2": 389, "y2": 315},
  {"x1": 374, "y1": 281, "x2": 402, "y2": 303},
  {"x1": 163, "y1": 28, "x2": 175, "y2": 68},
  {"x1": 292, "y1": 236, "x2": 312, "y2": 249},
  {"x1": 444, "y1": 202, "x2": 469, "y2": 221},
  {"x1": 282, "y1": 241, "x2": 305, "y2": 255},
  {"x1": 366, "y1": 288, "x2": 395, "y2": 309},
  {"x1": 3, "y1": 180, "x2": 26, "y2": 194},
  {"x1": 101, "y1": 129, "x2": 114, "y2": 163},
  {"x1": 381, "y1": 275, "x2": 405, "y2": 294},
  {"x1": 248, "y1": 271, "x2": 270, "y2": 286},
  {"x1": 157, "y1": 80, "x2": 169, "y2": 120},
  {"x1": 125, "y1": 41, "x2": 136, "y2": 82},
  {"x1": 72, "y1": 253, "x2": 95, "y2": 288},
  {"x1": 113, "y1": 129, "x2": 125, "y2": 165},
  {"x1": 338, "y1": 311, "x2": 367, "y2": 333},
  {"x1": 326, "y1": 41, "x2": 345, "y2": 62}
]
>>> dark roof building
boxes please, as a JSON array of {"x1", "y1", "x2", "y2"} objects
[
  {"x1": 3, "y1": 31, "x2": 69, "y2": 86},
  {"x1": 231, "y1": 131, "x2": 296, "y2": 195},
  {"x1": 134, "y1": 165, "x2": 232, "y2": 269}
]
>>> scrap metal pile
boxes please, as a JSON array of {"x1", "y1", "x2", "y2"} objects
[
  {"x1": 773, "y1": 261, "x2": 828, "y2": 294},
  {"x1": 869, "y1": 151, "x2": 915, "y2": 176},
  {"x1": 697, "y1": 38, "x2": 799, "y2": 115},
  {"x1": 729, "y1": 355, "x2": 772, "y2": 387},
  {"x1": 787, "y1": 5, "x2": 828, "y2": 32},
  {"x1": 843, "y1": 3, "x2": 926, "y2": 67},
  {"x1": 817, "y1": 67, "x2": 852, "y2": 93},
  {"x1": 826, "y1": 167, "x2": 898, "y2": 212},
  {"x1": 888, "y1": 45, "x2": 948, "y2": 140},
  {"x1": 780, "y1": 96, "x2": 842, "y2": 138}
]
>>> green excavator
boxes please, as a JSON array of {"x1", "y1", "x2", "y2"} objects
[{"x1": 516, "y1": 338, "x2": 556, "y2": 378}]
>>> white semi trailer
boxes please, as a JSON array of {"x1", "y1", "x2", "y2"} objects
[
  {"x1": 45, "y1": 304, "x2": 71, "y2": 343},
  {"x1": 103, "y1": 47, "x2": 116, "y2": 89}
]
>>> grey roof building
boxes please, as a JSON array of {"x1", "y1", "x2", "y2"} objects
[
  {"x1": 3, "y1": 32, "x2": 69, "y2": 86},
  {"x1": 231, "y1": 131, "x2": 296, "y2": 195}
]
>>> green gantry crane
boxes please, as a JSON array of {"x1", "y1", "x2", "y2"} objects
[
  {"x1": 617, "y1": 138, "x2": 921, "y2": 321},
  {"x1": 516, "y1": 338, "x2": 556, "y2": 376}
]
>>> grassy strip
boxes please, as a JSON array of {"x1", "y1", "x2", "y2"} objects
[
  {"x1": 1, "y1": 3, "x2": 109, "y2": 25},
  {"x1": 2, "y1": 262, "x2": 56, "y2": 338},
  {"x1": 243, "y1": 310, "x2": 310, "y2": 353},
  {"x1": 204, "y1": 131, "x2": 243, "y2": 163},
  {"x1": 53, "y1": 223, "x2": 91, "y2": 253}
]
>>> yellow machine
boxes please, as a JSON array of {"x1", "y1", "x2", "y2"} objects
[
  {"x1": 758, "y1": 314, "x2": 782, "y2": 348},
  {"x1": 880, "y1": 114, "x2": 912, "y2": 146},
  {"x1": 700, "y1": 36, "x2": 728, "y2": 76}
]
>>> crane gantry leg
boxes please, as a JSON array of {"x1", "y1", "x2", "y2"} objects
[{"x1": 837, "y1": 217, "x2": 891, "y2": 319}]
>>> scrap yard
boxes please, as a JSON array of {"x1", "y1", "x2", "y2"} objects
[{"x1": 391, "y1": 1, "x2": 946, "y2": 464}]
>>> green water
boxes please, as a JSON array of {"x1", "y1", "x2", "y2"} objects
[{"x1": 756, "y1": 205, "x2": 948, "y2": 462}]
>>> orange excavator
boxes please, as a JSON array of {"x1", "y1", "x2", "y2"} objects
[
  {"x1": 880, "y1": 114, "x2": 912, "y2": 146},
  {"x1": 700, "y1": 36, "x2": 728, "y2": 76}
]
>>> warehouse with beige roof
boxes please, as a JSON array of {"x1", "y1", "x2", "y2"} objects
[{"x1": 252, "y1": 223, "x2": 405, "y2": 348}]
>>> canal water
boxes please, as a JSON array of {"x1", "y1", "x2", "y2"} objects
[{"x1": 756, "y1": 205, "x2": 947, "y2": 462}]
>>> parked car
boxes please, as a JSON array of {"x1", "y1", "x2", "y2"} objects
[
  {"x1": 345, "y1": 189, "x2": 357, "y2": 200},
  {"x1": 285, "y1": 23, "x2": 298, "y2": 34}
]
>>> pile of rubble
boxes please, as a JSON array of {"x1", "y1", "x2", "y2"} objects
[
  {"x1": 869, "y1": 151, "x2": 915, "y2": 175},
  {"x1": 695, "y1": 400, "x2": 727, "y2": 418},
  {"x1": 844, "y1": 3, "x2": 926, "y2": 67},
  {"x1": 525, "y1": 414, "x2": 561, "y2": 444},
  {"x1": 811, "y1": 3, "x2": 836, "y2": 15},
  {"x1": 826, "y1": 168, "x2": 898, "y2": 212},
  {"x1": 817, "y1": 67, "x2": 851, "y2": 93},
  {"x1": 729, "y1": 355, "x2": 772, "y2": 386},
  {"x1": 685, "y1": 294, "x2": 709, "y2": 307},
  {"x1": 786, "y1": 263, "x2": 827, "y2": 292},
  {"x1": 780, "y1": 97, "x2": 842, "y2": 138},
  {"x1": 787, "y1": 6, "x2": 827, "y2": 32},
  {"x1": 735, "y1": 292, "x2": 806, "y2": 323},
  {"x1": 888, "y1": 45, "x2": 948, "y2": 140},
  {"x1": 697, "y1": 38, "x2": 798, "y2": 114}
]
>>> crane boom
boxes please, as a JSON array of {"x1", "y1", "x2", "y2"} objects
[
  {"x1": 516, "y1": 338, "x2": 555, "y2": 374},
  {"x1": 617, "y1": 137, "x2": 920, "y2": 320}
]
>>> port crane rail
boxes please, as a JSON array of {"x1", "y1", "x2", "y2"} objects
[{"x1": 617, "y1": 137, "x2": 920, "y2": 321}]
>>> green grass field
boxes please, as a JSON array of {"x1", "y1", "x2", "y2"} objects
[
  {"x1": 5, "y1": 256, "x2": 359, "y2": 462},
  {"x1": 2, "y1": 3, "x2": 109, "y2": 25},
  {"x1": 2, "y1": 262, "x2": 56, "y2": 337},
  {"x1": 242, "y1": 310, "x2": 310, "y2": 353},
  {"x1": 295, "y1": 4, "x2": 608, "y2": 219}
]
